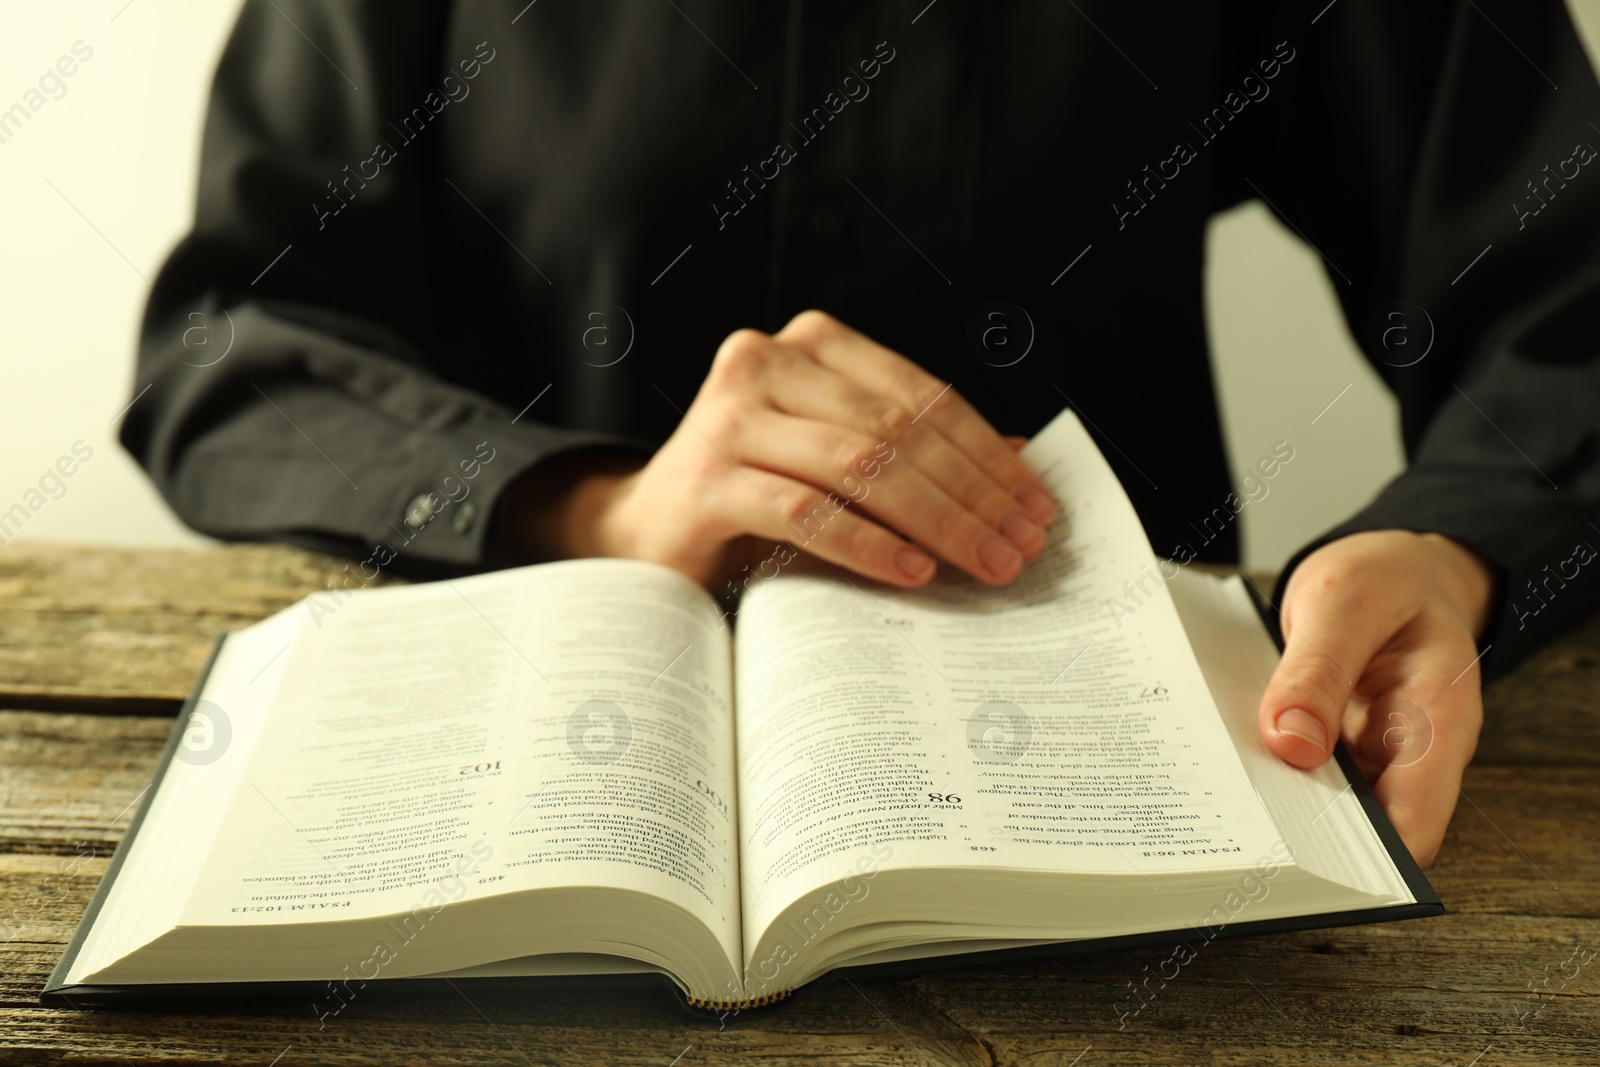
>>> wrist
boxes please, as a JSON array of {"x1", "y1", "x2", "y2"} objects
[
  {"x1": 548, "y1": 467, "x2": 638, "y2": 560},
  {"x1": 1420, "y1": 532, "x2": 1499, "y2": 640},
  {"x1": 492, "y1": 449, "x2": 645, "y2": 563}
]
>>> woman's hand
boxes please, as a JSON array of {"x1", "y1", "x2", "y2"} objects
[
  {"x1": 499, "y1": 310, "x2": 1058, "y2": 590},
  {"x1": 1257, "y1": 530, "x2": 1499, "y2": 866}
]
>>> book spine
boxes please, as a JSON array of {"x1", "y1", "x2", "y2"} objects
[{"x1": 686, "y1": 989, "x2": 792, "y2": 1012}]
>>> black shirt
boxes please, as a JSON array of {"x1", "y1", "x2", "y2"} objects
[{"x1": 121, "y1": 0, "x2": 1600, "y2": 682}]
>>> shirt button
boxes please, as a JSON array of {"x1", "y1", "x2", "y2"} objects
[
  {"x1": 807, "y1": 203, "x2": 844, "y2": 243},
  {"x1": 404, "y1": 493, "x2": 437, "y2": 530},
  {"x1": 453, "y1": 500, "x2": 478, "y2": 535}
]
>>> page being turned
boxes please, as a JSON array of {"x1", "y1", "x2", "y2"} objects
[{"x1": 733, "y1": 410, "x2": 1286, "y2": 945}]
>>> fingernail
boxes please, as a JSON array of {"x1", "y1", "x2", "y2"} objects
[
  {"x1": 896, "y1": 546, "x2": 936, "y2": 582},
  {"x1": 978, "y1": 535, "x2": 1023, "y2": 578},
  {"x1": 1000, "y1": 512, "x2": 1046, "y2": 554},
  {"x1": 1016, "y1": 484, "x2": 1056, "y2": 524},
  {"x1": 1275, "y1": 707, "x2": 1328, "y2": 752}
]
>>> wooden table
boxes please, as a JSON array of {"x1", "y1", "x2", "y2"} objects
[{"x1": 2, "y1": 542, "x2": 1596, "y2": 1065}]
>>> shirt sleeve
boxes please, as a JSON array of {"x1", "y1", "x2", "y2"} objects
[
  {"x1": 118, "y1": 0, "x2": 646, "y2": 574},
  {"x1": 1229, "y1": 0, "x2": 1600, "y2": 681}
]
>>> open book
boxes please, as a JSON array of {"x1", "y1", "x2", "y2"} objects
[{"x1": 46, "y1": 410, "x2": 1438, "y2": 1011}]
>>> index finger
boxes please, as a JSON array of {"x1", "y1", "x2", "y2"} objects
[{"x1": 774, "y1": 310, "x2": 1058, "y2": 522}]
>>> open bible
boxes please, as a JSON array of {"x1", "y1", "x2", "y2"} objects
[{"x1": 46, "y1": 409, "x2": 1439, "y2": 1011}]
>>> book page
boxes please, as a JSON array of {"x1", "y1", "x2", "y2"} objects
[
  {"x1": 734, "y1": 409, "x2": 1287, "y2": 946},
  {"x1": 1167, "y1": 569, "x2": 1410, "y2": 899},
  {"x1": 63, "y1": 607, "x2": 307, "y2": 986},
  {"x1": 178, "y1": 560, "x2": 742, "y2": 974}
]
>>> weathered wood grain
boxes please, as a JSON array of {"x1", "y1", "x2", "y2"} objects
[
  {"x1": 2, "y1": 897, "x2": 1596, "y2": 1066},
  {"x1": 0, "y1": 542, "x2": 400, "y2": 713},
  {"x1": 1, "y1": 545, "x2": 1598, "y2": 1065},
  {"x1": 1474, "y1": 613, "x2": 1600, "y2": 767},
  {"x1": 0, "y1": 711, "x2": 168, "y2": 857},
  {"x1": 4, "y1": 890, "x2": 1596, "y2": 1066},
  {"x1": 1, "y1": 708, "x2": 1596, "y2": 1066}
]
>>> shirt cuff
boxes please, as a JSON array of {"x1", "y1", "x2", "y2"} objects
[
  {"x1": 362, "y1": 423, "x2": 652, "y2": 574},
  {"x1": 1269, "y1": 466, "x2": 1591, "y2": 685}
]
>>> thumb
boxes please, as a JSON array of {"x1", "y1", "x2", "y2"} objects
[{"x1": 1258, "y1": 583, "x2": 1396, "y2": 769}]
